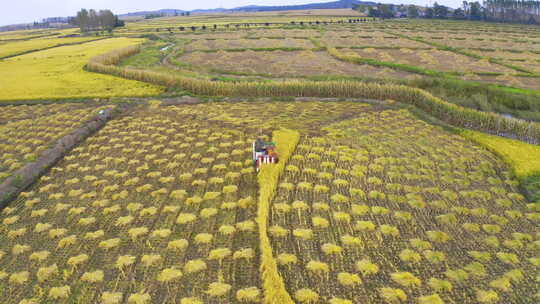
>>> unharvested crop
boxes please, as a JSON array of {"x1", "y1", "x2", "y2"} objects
[{"x1": 0, "y1": 38, "x2": 162, "y2": 101}]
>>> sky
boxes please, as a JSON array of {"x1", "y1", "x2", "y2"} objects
[{"x1": 1, "y1": 0, "x2": 462, "y2": 26}]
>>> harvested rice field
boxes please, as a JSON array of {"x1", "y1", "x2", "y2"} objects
[
  {"x1": 0, "y1": 10, "x2": 539, "y2": 304},
  {"x1": 0, "y1": 101, "x2": 538, "y2": 304},
  {"x1": 184, "y1": 38, "x2": 315, "y2": 52},
  {"x1": 322, "y1": 36, "x2": 430, "y2": 48},
  {"x1": 421, "y1": 36, "x2": 540, "y2": 52},
  {"x1": 0, "y1": 104, "x2": 112, "y2": 181},
  {"x1": 344, "y1": 48, "x2": 516, "y2": 74},
  {"x1": 178, "y1": 49, "x2": 415, "y2": 79}
]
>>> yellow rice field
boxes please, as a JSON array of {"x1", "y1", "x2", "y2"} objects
[
  {"x1": 0, "y1": 38, "x2": 163, "y2": 101},
  {"x1": 0, "y1": 36, "x2": 103, "y2": 59}
]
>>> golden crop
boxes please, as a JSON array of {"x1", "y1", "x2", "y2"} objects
[
  {"x1": 0, "y1": 38, "x2": 162, "y2": 101},
  {"x1": 0, "y1": 36, "x2": 102, "y2": 59},
  {"x1": 0, "y1": 101, "x2": 537, "y2": 303}
]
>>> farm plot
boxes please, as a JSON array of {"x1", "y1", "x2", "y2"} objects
[
  {"x1": 0, "y1": 36, "x2": 103, "y2": 59},
  {"x1": 185, "y1": 38, "x2": 315, "y2": 52},
  {"x1": 0, "y1": 30, "x2": 55, "y2": 42},
  {"x1": 0, "y1": 38, "x2": 163, "y2": 101},
  {"x1": 164, "y1": 101, "x2": 375, "y2": 134},
  {"x1": 498, "y1": 60, "x2": 540, "y2": 74},
  {"x1": 344, "y1": 48, "x2": 516, "y2": 74},
  {"x1": 0, "y1": 105, "x2": 111, "y2": 181},
  {"x1": 467, "y1": 49, "x2": 540, "y2": 61},
  {"x1": 0, "y1": 105, "x2": 264, "y2": 304},
  {"x1": 421, "y1": 36, "x2": 540, "y2": 53},
  {"x1": 321, "y1": 31, "x2": 430, "y2": 49},
  {"x1": 176, "y1": 31, "x2": 248, "y2": 40},
  {"x1": 0, "y1": 101, "x2": 383, "y2": 304},
  {"x1": 246, "y1": 29, "x2": 322, "y2": 38},
  {"x1": 178, "y1": 50, "x2": 415, "y2": 79},
  {"x1": 0, "y1": 103, "x2": 100, "y2": 125},
  {"x1": 269, "y1": 109, "x2": 539, "y2": 304}
]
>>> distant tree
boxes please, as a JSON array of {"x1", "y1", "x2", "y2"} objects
[
  {"x1": 425, "y1": 7, "x2": 434, "y2": 18},
  {"x1": 433, "y1": 2, "x2": 449, "y2": 19},
  {"x1": 115, "y1": 16, "x2": 125, "y2": 28},
  {"x1": 407, "y1": 5, "x2": 419, "y2": 18},
  {"x1": 367, "y1": 6, "x2": 379, "y2": 17},
  {"x1": 354, "y1": 4, "x2": 367, "y2": 13},
  {"x1": 462, "y1": 1, "x2": 469, "y2": 16},
  {"x1": 185, "y1": 11, "x2": 191, "y2": 16},
  {"x1": 74, "y1": 9, "x2": 122, "y2": 32},
  {"x1": 469, "y1": 1, "x2": 482, "y2": 20},
  {"x1": 99, "y1": 10, "x2": 116, "y2": 31},
  {"x1": 453, "y1": 8, "x2": 466, "y2": 19},
  {"x1": 88, "y1": 9, "x2": 99, "y2": 29},
  {"x1": 379, "y1": 4, "x2": 394, "y2": 18},
  {"x1": 76, "y1": 9, "x2": 89, "y2": 32}
]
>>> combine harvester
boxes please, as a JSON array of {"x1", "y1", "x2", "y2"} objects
[{"x1": 253, "y1": 138, "x2": 279, "y2": 172}]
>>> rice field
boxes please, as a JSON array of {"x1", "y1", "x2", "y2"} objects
[
  {"x1": 0, "y1": 104, "x2": 111, "y2": 181},
  {"x1": 344, "y1": 48, "x2": 516, "y2": 75},
  {"x1": 0, "y1": 13, "x2": 539, "y2": 304},
  {"x1": 0, "y1": 38, "x2": 163, "y2": 101},
  {"x1": 0, "y1": 36, "x2": 103, "y2": 59},
  {"x1": 133, "y1": 19, "x2": 540, "y2": 90},
  {"x1": 0, "y1": 101, "x2": 538, "y2": 304},
  {"x1": 269, "y1": 109, "x2": 539, "y2": 304},
  {"x1": 184, "y1": 38, "x2": 315, "y2": 52},
  {"x1": 178, "y1": 50, "x2": 415, "y2": 79}
]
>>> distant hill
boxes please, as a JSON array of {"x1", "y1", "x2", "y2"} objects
[
  {"x1": 120, "y1": 9, "x2": 185, "y2": 17},
  {"x1": 121, "y1": 0, "x2": 375, "y2": 17},
  {"x1": 229, "y1": 0, "x2": 375, "y2": 12}
]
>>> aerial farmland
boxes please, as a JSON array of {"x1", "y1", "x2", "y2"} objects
[{"x1": 0, "y1": 2, "x2": 539, "y2": 304}]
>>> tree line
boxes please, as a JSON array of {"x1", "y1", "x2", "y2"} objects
[
  {"x1": 483, "y1": 0, "x2": 540, "y2": 23},
  {"x1": 70, "y1": 9, "x2": 124, "y2": 32},
  {"x1": 358, "y1": 1, "x2": 540, "y2": 24}
]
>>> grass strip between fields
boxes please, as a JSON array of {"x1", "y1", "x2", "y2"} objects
[
  {"x1": 257, "y1": 128, "x2": 299, "y2": 304},
  {"x1": 459, "y1": 129, "x2": 540, "y2": 201}
]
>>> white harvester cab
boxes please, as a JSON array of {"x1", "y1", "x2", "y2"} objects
[{"x1": 253, "y1": 138, "x2": 278, "y2": 172}]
